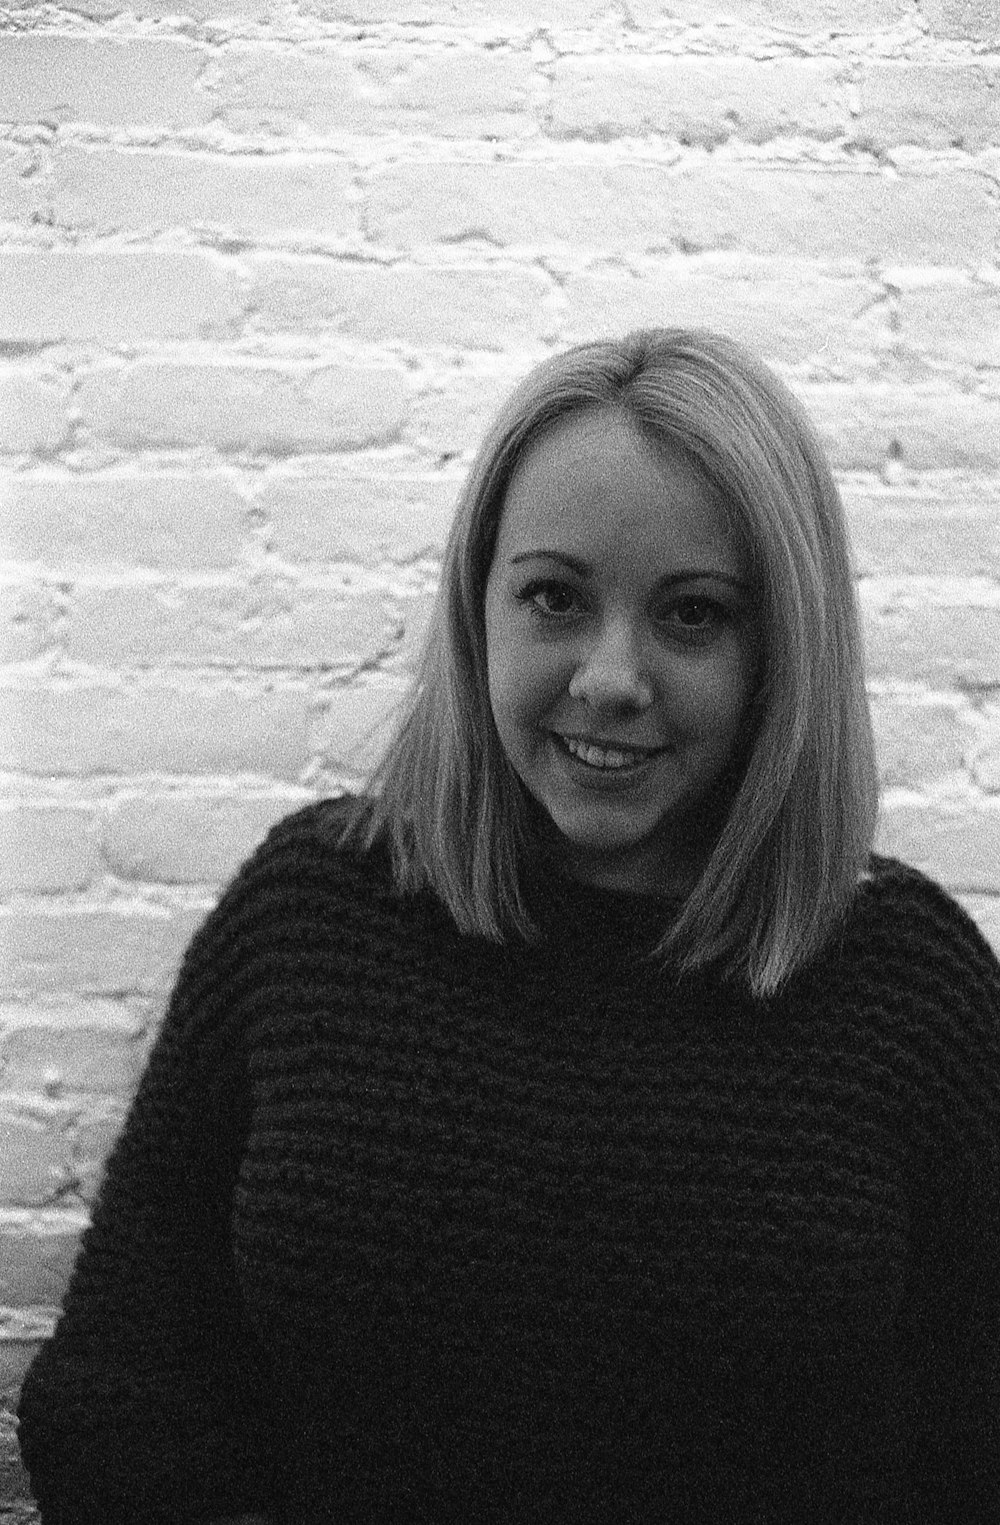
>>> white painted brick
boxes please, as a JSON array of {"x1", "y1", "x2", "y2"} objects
[
  {"x1": 0, "y1": 1216, "x2": 82, "y2": 1305},
  {"x1": 77, "y1": 361, "x2": 410, "y2": 453},
  {"x1": 0, "y1": 806, "x2": 96, "y2": 895},
  {"x1": 0, "y1": 905, "x2": 205, "y2": 998},
  {"x1": 561, "y1": 262, "x2": 883, "y2": 368},
  {"x1": 75, "y1": 1106, "x2": 129, "y2": 1205},
  {"x1": 0, "y1": 372, "x2": 69, "y2": 455},
  {"x1": 0, "y1": 582, "x2": 60, "y2": 665},
  {"x1": 869, "y1": 695, "x2": 971, "y2": 789},
  {"x1": 959, "y1": 895, "x2": 1000, "y2": 958},
  {"x1": 806, "y1": 387, "x2": 1000, "y2": 472},
  {"x1": 921, "y1": 0, "x2": 1000, "y2": 41},
  {"x1": 1, "y1": 683, "x2": 312, "y2": 779},
  {"x1": 260, "y1": 474, "x2": 457, "y2": 565},
  {"x1": 387, "y1": 587, "x2": 436, "y2": 677},
  {"x1": 1, "y1": 475, "x2": 245, "y2": 571},
  {"x1": 0, "y1": 251, "x2": 242, "y2": 347},
  {"x1": 408, "y1": 366, "x2": 521, "y2": 459},
  {"x1": 248, "y1": 258, "x2": 554, "y2": 348},
  {"x1": 0, "y1": 1002, "x2": 145, "y2": 1097},
  {"x1": 0, "y1": 36, "x2": 211, "y2": 130},
  {"x1": 66, "y1": 580, "x2": 393, "y2": 672},
  {"x1": 856, "y1": 64, "x2": 1000, "y2": 154},
  {"x1": 367, "y1": 161, "x2": 997, "y2": 265},
  {"x1": 0, "y1": 1106, "x2": 70, "y2": 1206},
  {"x1": 366, "y1": 160, "x2": 679, "y2": 252},
  {"x1": 0, "y1": 145, "x2": 46, "y2": 225},
  {"x1": 971, "y1": 703, "x2": 1000, "y2": 792},
  {"x1": 214, "y1": 43, "x2": 535, "y2": 139},
  {"x1": 102, "y1": 793, "x2": 306, "y2": 884},
  {"x1": 550, "y1": 58, "x2": 847, "y2": 146},
  {"x1": 875, "y1": 804, "x2": 1000, "y2": 894},
  {"x1": 843, "y1": 487, "x2": 1000, "y2": 579},
  {"x1": 895, "y1": 279, "x2": 1000, "y2": 370},
  {"x1": 861, "y1": 598, "x2": 1000, "y2": 689},
  {"x1": 665, "y1": 165, "x2": 998, "y2": 265},
  {"x1": 299, "y1": 0, "x2": 613, "y2": 24},
  {"x1": 624, "y1": 0, "x2": 910, "y2": 25},
  {"x1": 51, "y1": 146, "x2": 359, "y2": 241}
]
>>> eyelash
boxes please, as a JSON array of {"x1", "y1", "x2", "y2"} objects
[{"x1": 516, "y1": 579, "x2": 729, "y2": 642}]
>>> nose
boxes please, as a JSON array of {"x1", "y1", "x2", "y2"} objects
[{"x1": 568, "y1": 616, "x2": 654, "y2": 712}]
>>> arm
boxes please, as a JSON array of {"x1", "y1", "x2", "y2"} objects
[
  {"x1": 17, "y1": 840, "x2": 283, "y2": 1525},
  {"x1": 895, "y1": 879, "x2": 1000, "y2": 1518}
]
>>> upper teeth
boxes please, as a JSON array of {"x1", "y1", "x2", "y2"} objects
[{"x1": 564, "y1": 737, "x2": 648, "y2": 769}]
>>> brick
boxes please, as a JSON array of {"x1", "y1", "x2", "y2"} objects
[
  {"x1": 561, "y1": 262, "x2": 883, "y2": 368},
  {"x1": 895, "y1": 278, "x2": 1000, "y2": 370},
  {"x1": 214, "y1": 43, "x2": 534, "y2": 139},
  {"x1": 856, "y1": 64, "x2": 1000, "y2": 153},
  {"x1": 248, "y1": 258, "x2": 554, "y2": 347},
  {"x1": 805, "y1": 387, "x2": 1000, "y2": 472},
  {"x1": 0, "y1": 583, "x2": 61, "y2": 666},
  {"x1": 74, "y1": 1105, "x2": 128, "y2": 1206},
  {"x1": 623, "y1": 0, "x2": 910, "y2": 25},
  {"x1": 66, "y1": 579, "x2": 392, "y2": 671},
  {"x1": 869, "y1": 694, "x2": 971, "y2": 789},
  {"x1": 0, "y1": 475, "x2": 245, "y2": 571},
  {"x1": 550, "y1": 57, "x2": 847, "y2": 146},
  {"x1": 0, "y1": 36, "x2": 211, "y2": 129},
  {"x1": 409, "y1": 366, "x2": 521, "y2": 458},
  {"x1": 666, "y1": 165, "x2": 998, "y2": 265},
  {"x1": 77, "y1": 361, "x2": 409, "y2": 453},
  {"x1": 875, "y1": 803, "x2": 1000, "y2": 894},
  {"x1": 972, "y1": 703, "x2": 1000, "y2": 791},
  {"x1": 312, "y1": 680, "x2": 412, "y2": 780},
  {"x1": 101, "y1": 793, "x2": 305, "y2": 884},
  {"x1": 0, "y1": 373, "x2": 69, "y2": 456},
  {"x1": 0, "y1": 905, "x2": 205, "y2": 998},
  {"x1": 299, "y1": 0, "x2": 613, "y2": 24},
  {"x1": 843, "y1": 486, "x2": 1000, "y2": 579},
  {"x1": 0, "y1": 683, "x2": 312, "y2": 779},
  {"x1": 51, "y1": 146, "x2": 359, "y2": 241},
  {"x1": 0, "y1": 1001, "x2": 145, "y2": 1097},
  {"x1": 260, "y1": 474, "x2": 457, "y2": 565},
  {"x1": 921, "y1": 0, "x2": 1000, "y2": 41},
  {"x1": 0, "y1": 1338, "x2": 48, "y2": 1402},
  {"x1": 0, "y1": 145, "x2": 46, "y2": 225},
  {"x1": 366, "y1": 160, "x2": 997, "y2": 264},
  {"x1": 0, "y1": 807, "x2": 96, "y2": 895},
  {"x1": 959, "y1": 895, "x2": 1000, "y2": 958},
  {"x1": 0, "y1": 1218, "x2": 82, "y2": 1307},
  {"x1": 0, "y1": 1103, "x2": 74, "y2": 1206},
  {"x1": 0, "y1": 251, "x2": 241, "y2": 346},
  {"x1": 861, "y1": 595, "x2": 1000, "y2": 689}
]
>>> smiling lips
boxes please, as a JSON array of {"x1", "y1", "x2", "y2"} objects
[{"x1": 557, "y1": 734, "x2": 663, "y2": 771}]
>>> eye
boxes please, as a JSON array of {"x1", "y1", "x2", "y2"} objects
[
  {"x1": 517, "y1": 579, "x2": 583, "y2": 620},
  {"x1": 660, "y1": 596, "x2": 726, "y2": 640}
]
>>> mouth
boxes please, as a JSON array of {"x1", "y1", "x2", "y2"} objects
[{"x1": 554, "y1": 734, "x2": 663, "y2": 773}]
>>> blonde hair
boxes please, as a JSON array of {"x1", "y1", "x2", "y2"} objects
[{"x1": 340, "y1": 328, "x2": 878, "y2": 998}]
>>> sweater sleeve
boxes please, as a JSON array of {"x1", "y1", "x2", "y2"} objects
[
  {"x1": 887, "y1": 869, "x2": 1000, "y2": 1520},
  {"x1": 15, "y1": 813, "x2": 317, "y2": 1525}
]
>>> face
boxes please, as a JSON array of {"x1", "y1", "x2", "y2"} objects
[{"x1": 483, "y1": 408, "x2": 759, "y2": 896}]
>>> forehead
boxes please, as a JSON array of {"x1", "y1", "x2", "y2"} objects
[{"x1": 496, "y1": 408, "x2": 745, "y2": 578}]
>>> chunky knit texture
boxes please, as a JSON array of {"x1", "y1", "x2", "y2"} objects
[{"x1": 17, "y1": 797, "x2": 1000, "y2": 1524}]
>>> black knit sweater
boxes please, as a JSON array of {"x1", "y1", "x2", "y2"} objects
[{"x1": 17, "y1": 798, "x2": 1000, "y2": 1524}]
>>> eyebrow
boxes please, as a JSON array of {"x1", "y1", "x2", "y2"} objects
[{"x1": 509, "y1": 550, "x2": 749, "y2": 591}]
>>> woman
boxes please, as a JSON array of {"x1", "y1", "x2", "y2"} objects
[{"x1": 18, "y1": 329, "x2": 1000, "y2": 1523}]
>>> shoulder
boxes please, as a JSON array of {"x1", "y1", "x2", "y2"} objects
[{"x1": 853, "y1": 853, "x2": 999, "y2": 985}]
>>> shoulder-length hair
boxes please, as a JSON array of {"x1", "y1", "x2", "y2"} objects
[{"x1": 340, "y1": 327, "x2": 878, "y2": 998}]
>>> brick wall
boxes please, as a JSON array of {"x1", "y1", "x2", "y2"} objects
[{"x1": 1, "y1": 0, "x2": 998, "y2": 1515}]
